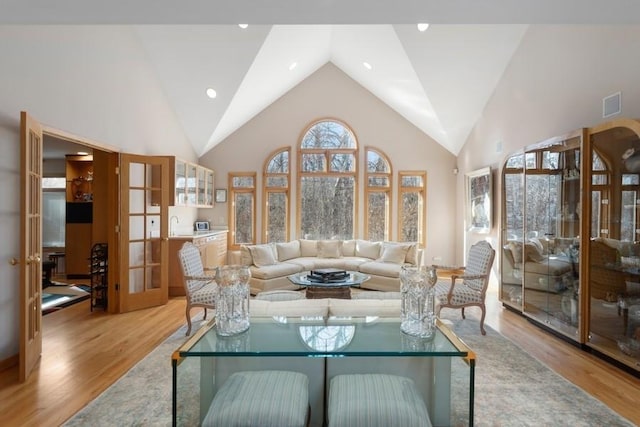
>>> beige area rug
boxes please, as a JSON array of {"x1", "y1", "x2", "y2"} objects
[{"x1": 64, "y1": 310, "x2": 635, "y2": 427}]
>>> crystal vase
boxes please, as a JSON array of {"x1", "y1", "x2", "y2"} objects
[
  {"x1": 400, "y1": 265, "x2": 437, "y2": 339},
  {"x1": 215, "y1": 265, "x2": 251, "y2": 336}
]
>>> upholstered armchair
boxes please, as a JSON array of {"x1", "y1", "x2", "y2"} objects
[
  {"x1": 178, "y1": 242, "x2": 217, "y2": 335},
  {"x1": 434, "y1": 241, "x2": 496, "y2": 335}
]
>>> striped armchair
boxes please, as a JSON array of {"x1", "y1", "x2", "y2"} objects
[{"x1": 434, "y1": 241, "x2": 495, "y2": 335}]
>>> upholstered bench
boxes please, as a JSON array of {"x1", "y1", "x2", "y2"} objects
[
  {"x1": 327, "y1": 374, "x2": 431, "y2": 427},
  {"x1": 202, "y1": 370, "x2": 309, "y2": 427}
]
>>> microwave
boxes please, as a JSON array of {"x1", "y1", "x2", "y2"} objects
[{"x1": 194, "y1": 221, "x2": 210, "y2": 232}]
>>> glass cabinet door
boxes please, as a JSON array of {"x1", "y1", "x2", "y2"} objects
[
  {"x1": 197, "y1": 167, "x2": 206, "y2": 206},
  {"x1": 206, "y1": 170, "x2": 214, "y2": 206},
  {"x1": 175, "y1": 160, "x2": 186, "y2": 205},
  {"x1": 501, "y1": 153, "x2": 524, "y2": 309},
  {"x1": 587, "y1": 122, "x2": 640, "y2": 369},
  {"x1": 186, "y1": 163, "x2": 197, "y2": 205}
]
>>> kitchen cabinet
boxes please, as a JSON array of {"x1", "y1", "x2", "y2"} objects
[
  {"x1": 168, "y1": 230, "x2": 228, "y2": 296},
  {"x1": 170, "y1": 157, "x2": 214, "y2": 207}
]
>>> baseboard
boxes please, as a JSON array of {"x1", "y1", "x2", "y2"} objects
[{"x1": 0, "y1": 353, "x2": 18, "y2": 372}]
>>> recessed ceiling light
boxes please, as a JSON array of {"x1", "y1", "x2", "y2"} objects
[
  {"x1": 417, "y1": 23, "x2": 430, "y2": 32},
  {"x1": 363, "y1": 62, "x2": 372, "y2": 70},
  {"x1": 206, "y1": 88, "x2": 217, "y2": 99},
  {"x1": 289, "y1": 62, "x2": 298, "y2": 71},
  {"x1": 238, "y1": 24, "x2": 248, "y2": 29}
]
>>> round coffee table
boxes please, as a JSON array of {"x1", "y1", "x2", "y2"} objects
[{"x1": 287, "y1": 271, "x2": 370, "y2": 299}]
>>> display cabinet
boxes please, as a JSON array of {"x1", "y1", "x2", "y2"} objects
[
  {"x1": 502, "y1": 118, "x2": 640, "y2": 373},
  {"x1": 172, "y1": 317, "x2": 475, "y2": 427},
  {"x1": 161, "y1": 157, "x2": 215, "y2": 207},
  {"x1": 501, "y1": 130, "x2": 584, "y2": 342},
  {"x1": 585, "y1": 119, "x2": 640, "y2": 370}
]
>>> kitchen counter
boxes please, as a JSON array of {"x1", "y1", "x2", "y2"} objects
[{"x1": 169, "y1": 228, "x2": 228, "y2": 239}]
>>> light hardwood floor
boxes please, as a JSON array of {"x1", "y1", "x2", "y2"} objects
[{"x1": 0, "y1": 285, "x2": 639, "y2": 426}]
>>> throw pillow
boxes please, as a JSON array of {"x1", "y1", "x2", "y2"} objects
[
  {"x1": 240, "y1": 245, "x2": 253, "y2": 266},
  {"x1": 299, "y1": 239, "x2": 318, "y2": 257},
  {"x1": 318, "y1": 240, "x2": 343, "y2": 258},
  {"x1": 356, "y1": 240, "x2": 382, "y2": 259},
  {"x1": 378, "y1": 243, "x2": 410, "y2": 264},
  {"x1": 524, "y1": 242, "x2": 545, "y2": 262},
  {"x1": 249, "y1": 244, "x2": 278, "y2": 267},
  {"x1": 342, "y1": 240, "x2": 356, "y2": 256},
  {"x1": 276, "y1": 240, "x2": 301, "y2": 262},
  {"x1": 507, "y1": 241, "x2": 523, "y2": 264},
  {"x1": 404, "y1": 243, "x2": 419, "y2": 266}
]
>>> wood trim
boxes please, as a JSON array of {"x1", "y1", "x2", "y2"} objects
[
  {"x1": 0, "y1": 354, "x2": 18, "y2": 372},
  {"x1": 42, "y1": 125, "x2": 119, "y2": 154}
]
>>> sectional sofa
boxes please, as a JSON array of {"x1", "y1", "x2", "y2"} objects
[{"x1": 229, "y1": 239, "x2": 422, "y2": 295}]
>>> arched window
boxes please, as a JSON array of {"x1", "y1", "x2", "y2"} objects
[
  {"x1": 297, "y1": 120, "x2": 358, "y2": 239},
  {"x1": 365, "y1": 147, "x2": 392, "y2": 241},
  {"x1": 263, "y1": 147, "x2": 290, "y2": 243},
  {"x1": 398, "y1": 171, "x2": 426, "y2": 244},
  {"x1": 229, "y1": 172, "x2": 256, "y2": 249}
]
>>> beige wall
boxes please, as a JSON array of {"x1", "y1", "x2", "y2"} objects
[
  {"x1": 199, "y1": 63, "x2": 458, "y2": 265},
  {"x1": 458, "y1": 25, "x2": 640, "y2": 264}
]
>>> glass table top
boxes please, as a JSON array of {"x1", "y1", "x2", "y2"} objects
[
  {"x1": 287, "y1": 271, "x2": 370, "y2": 287},
  {"x1": 176, "y1": 316, "x2": 472, "y2": 359}
]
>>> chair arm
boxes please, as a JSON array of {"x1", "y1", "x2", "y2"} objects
[{"x1": 433, "y1": 264, "x2": 465, "y2": 271}]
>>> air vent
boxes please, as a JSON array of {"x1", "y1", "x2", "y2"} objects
[{"x1": 603, "y1": 92, "x2": 621, "y2": 118}]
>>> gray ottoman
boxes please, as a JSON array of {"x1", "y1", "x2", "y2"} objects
[
  {"x1": 203, "y1": 370, "x2": 309, "y2": 427},
  {"x1": 327, "y1": 373, "x2": 431, "y2": 427}
]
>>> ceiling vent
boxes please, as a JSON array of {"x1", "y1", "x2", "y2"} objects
[{"x1": 603, "y1": 92, "x2": 621, "y2": 118}]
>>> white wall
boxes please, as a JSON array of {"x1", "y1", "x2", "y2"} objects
[
  {"x1": 199, "y1": 63, "x2": 458, "y2": 264},
  {"x1": 458, "y1": 25, "x2": 640, "y2": 263},
  {"x1": 0, "y1": 26, "x2": 195, "y2": 361}
]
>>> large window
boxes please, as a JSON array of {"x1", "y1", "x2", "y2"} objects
[
  {"x1": 297, "y1": 120, "x2": 358, "y2": 240},
  {"x1": 263, "y1": 148, "x2": 290, "y2": 243},
  {"x1": 398, "y1": 171, "x2": 426, "y2": 244},
  {"x1": 365, "y1": 147, "x2": 392, "y2": 241},
  {"x1": 43, "y1": 177, "x2": 66, "y2": 248},
  {"x1": 229, "y1": 173, "x2": 256, "y2": 249}
]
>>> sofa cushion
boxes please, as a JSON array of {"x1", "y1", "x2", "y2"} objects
[
  {"x1": 318, "y1": 240, "x2": 343, "y2": 258},
  {"x1": 299, "y1": 239, "x2": 318, "y2": 257},
  {"x1": 250, "y1": 298, "x2": 330, "y2": 317},
  {"x1": 356, "y1": 240, "x2": 381, "y2": 259},
  {"x1": 378, "y1": 243, "x2": 410, "y2": 264},
  {"x1": 342, "y1": 240, "x2": 356, "y2": 256},
  {"x1": 285, "y1": 257, "x2": 318, "y2": 270},
  {"x1": 341, "y1": 257, "x2": 371, "y2": 271},
  {"x1": 313, "y1": 258, "x2": 347, "y2": 269},
  {"x1": 507, "y1": 241, "x2": 524, "y2": 264},
  {"x1": 358, "y1": 261, "x2": 402, "y2": 278},
  {"x1": 276, "y1": 240, "x2": 301, "y2": 261},
  {"x1": 249, "y1": 244, "x2": 278, "y2": 267},
  {"x1": 250, "y1": 262, "x2": 301, "y2": 280},
  {"x1": 524, "y1": 242, "x2": 545, "y2": 262}
]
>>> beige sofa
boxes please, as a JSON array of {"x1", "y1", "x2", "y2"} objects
[{"x1": 229, "y1": 239, "x2": 422, "y2": 295}]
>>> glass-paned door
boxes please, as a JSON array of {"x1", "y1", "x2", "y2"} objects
[{"x1": 119, "y1": 154, "x2": 169, "y2": 312}]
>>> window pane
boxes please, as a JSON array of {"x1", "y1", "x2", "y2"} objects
[
  {"x1": 592, "y1": 151, "x2": 606, "y2": 171},
  {"x1": 400, "y1": 192, "x2": 420, "y2": 241},
  {"x1": 43, "y1": 177, "x2": 66, "y2": 189},
  {"x1": 266, "y1": 192, "x2": 287, "y2": 243},
  {"x1": 367, "y1": 192, "x2": 388, "y2": 241},
  {"x1": 591, "y1": 191, "x2": 601, "y2": 237},
  {"x1": 401, "y1": 175, "x2": 423, "y2": 187},
  {"x1": 367, "y1": 151, "x2": 390, "y2": 173},
  {"x1": 302, "y1": 153, "x2": 326, "y2": 172},
  {"x1": 267, "y1": 151, "x2": 289, "y2": 173},
  {"x1": 330, "y1": 153, "x2": 355, "y2": 172},
  {"x1": 301, "y1": 121, "x2": 356, "y2": 149},
  {"x1": 621, "y1": 190, "x2": 637, "y2": 242},
  {"x1": 622, "y1": 174, "x2": 639, "y2": 185},
  {"x1": 266, "y1": 176, "x2": 288, "y2": 187},
  {"x1": 368, "y1": 176, "x2": 389, "y2": 187},
  {"x1": 43, "y1": 191, "x2": 65, "y2": 247},
  {"x1": 506, "y1": 154, "x2": 524, "y2": 169},
  {"x1": 300, "y1": 176, "x2": 354, "y2": 239},
  {"x1": 525, "y1": 152, "x2": 537, "y2": 169},
  {"x1": 234, "y1": 193, "x2": 253, "y2": 244},
  {"x1": 542, "y1": 151, "x2": 559, "y2": 169},
  {"x1": 232, "y1": 176, "x2": 255, "y2": 188},
  {"x1": 592, "y1": 174, "x2": 608, "y2": 185},
  {"x1": 525, "y1": 174, "x2": 560, "y2": 236}
]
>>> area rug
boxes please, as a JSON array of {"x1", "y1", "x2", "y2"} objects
[
  {"x1": 64, "y1": 313, "x2": 634, "y2": 427},
  {"x1": 42, "y1": 285, "x2": 90, "y2": 315}
]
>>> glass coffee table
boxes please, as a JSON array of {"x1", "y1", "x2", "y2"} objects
[{"x1": 287, "y1": 271, "x2": 370, "y2": 299}]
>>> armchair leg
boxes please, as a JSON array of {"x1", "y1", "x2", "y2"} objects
[
  {"x1": 479, "y1": 305, "x2": 487, "y2": 336},
  {"x1": 203, "y1": 307, "x2": 208, "y2": 320},
  {"x1": 185, "y1": 306, "x2": 192, "y2": 336},
  {"x1": 461, "y1": 307, "x2": 466, "y2": 319}
]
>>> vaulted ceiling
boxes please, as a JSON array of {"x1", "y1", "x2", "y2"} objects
[{"x1": 7, "y1": 1, "x2": 639, "y2": 157}]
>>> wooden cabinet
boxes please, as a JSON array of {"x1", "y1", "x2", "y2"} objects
[
  {"x1": 65, "y1": 155, "x2": 93, "y2": 277},
  {"x1": 168, "y1": 231, "x2": 228, "y2": 296},
  {"x1": 166, "y1": 157, "x2": 215, "y2": 207}
]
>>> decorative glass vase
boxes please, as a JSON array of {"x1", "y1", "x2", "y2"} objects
[
  {"x1": 215, "y1": 265, "x2": 251, "y2": 336},
  {"x1": 400, "y1": 265, "x2": 437, "y2": 339}
]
